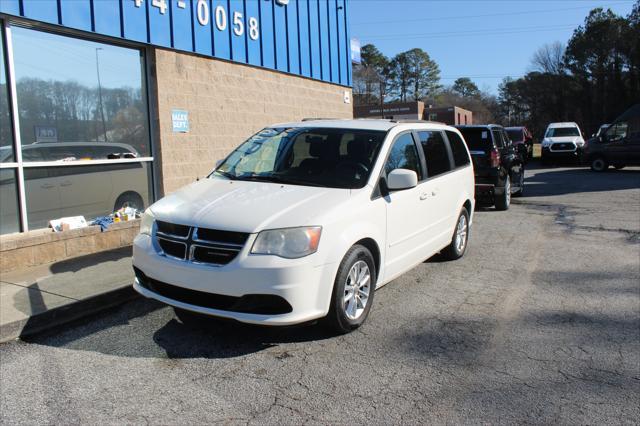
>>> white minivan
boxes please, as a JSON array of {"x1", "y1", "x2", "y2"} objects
[{"x1": 133, "y1": 120, "x2": 475, "y2": 332}]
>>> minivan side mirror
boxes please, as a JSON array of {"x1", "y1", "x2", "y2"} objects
[{"x1": 387, "y1": 169, "x2": 418, "y2": 191}]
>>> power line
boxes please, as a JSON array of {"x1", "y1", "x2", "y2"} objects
[
  {"x1": 358, "y1": 23, "x2": 577, "y2": 39},
  {"x1": 361, "y1": 25, "x2": 578, "y2": 41},
  {"x1": 350, "y1": 1, "x2": 633, "y2": 26}
]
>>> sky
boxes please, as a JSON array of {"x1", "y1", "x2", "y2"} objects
[{"x1": 349, "y1": 0, "x2": 636, "y2": 94}]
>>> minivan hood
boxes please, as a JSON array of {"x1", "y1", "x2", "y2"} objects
[{"x1": 149, "y1": 178, "x2": 352, "y2": 233}]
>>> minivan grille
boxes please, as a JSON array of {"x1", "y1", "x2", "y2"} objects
[{"x1": 155, "y1": 221, "x2": 249, "y2": 266}]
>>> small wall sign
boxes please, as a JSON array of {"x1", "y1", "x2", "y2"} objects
[{"x1": 172, "y1": 109, "x2": 189, "y2": 133}]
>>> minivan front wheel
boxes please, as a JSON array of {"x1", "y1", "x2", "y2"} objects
[{"x1": 325, "y1": 245, "x2": 376, "y2": 333}]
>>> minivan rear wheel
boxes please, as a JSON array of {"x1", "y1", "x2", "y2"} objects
[
  {"x1": 325, "y1": 245, "x2": 376, "y2": 334},
  {"x1": 441, "y1": 207, "x2": 470, "y2": 261}
]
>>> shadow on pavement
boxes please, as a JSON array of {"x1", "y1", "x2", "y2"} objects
[{"x1": 523, "y1": 166, "x2": 640, "y2": 198}]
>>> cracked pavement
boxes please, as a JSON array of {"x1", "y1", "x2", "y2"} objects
[{"x1": 1, "y1": 164, "x2": 639, "y2": 424}]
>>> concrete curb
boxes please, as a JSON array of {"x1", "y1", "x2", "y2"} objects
[{"x1": 0, "y1": 285, "x2": 139, "y2": 343}]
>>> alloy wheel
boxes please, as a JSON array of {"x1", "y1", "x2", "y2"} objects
[
  {"x1": 343, "y1": 260, "x2": 371, "y2": 320},
  {"x1": 454, "y1": 214, "x2": 468, "y2": 253}
]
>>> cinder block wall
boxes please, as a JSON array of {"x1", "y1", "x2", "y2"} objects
[{"x1": 152, "y1": 49, "x2": 353, "y2": 195}]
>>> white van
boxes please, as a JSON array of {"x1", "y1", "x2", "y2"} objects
[{"x1": 132, "y1": 120, "x2": 475, "y2": 332}]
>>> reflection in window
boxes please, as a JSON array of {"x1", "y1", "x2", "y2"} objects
[
  {"x1": 385, "y1": 133, "x2": 421, "y2": 179},
  {"x1": 419, "y1": 131, "x2": 451, "y2": 177},
  {"x1": 0, "y1": 31, "x2": 14, "y2": 163},
  {"x1": 12, "y1": 27, "x2": 150, "y2": 160},
  {"x1": 0, "y1": 169, "x2": 20, "y2": 234},
  {"x1": 24, "y1": 163, "x2": 151, "y2": 231}
]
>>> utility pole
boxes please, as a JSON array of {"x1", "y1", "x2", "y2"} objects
[{"x1": 95, "y1": 47, "x2": 108, "y2": 142}]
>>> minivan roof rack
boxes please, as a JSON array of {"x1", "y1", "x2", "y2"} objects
[
  {"x1": 391, "y1": 119, "x2": 445, "y2": 125},
  {"x1": 301, "y1": 117, "x2": 343, "y2": 121}
]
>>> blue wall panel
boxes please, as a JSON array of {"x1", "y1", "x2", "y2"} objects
[
  {"x1": 318, "y1": 0, "x2": 330, "y2": 82},
  {"x1": 148, "y1": 0, "x2": 172, "y2": 47},
  {"x1": 211, "y1": 0, "x2": 230, "y2": 59},
  {"x1": 344, "y1": 0, "x2": 351, "y2": 86},
  {"x1": 297, "y1": 0, "x2": 311, "y2": 78},
  {"x1": 328, "y1": 0, "x2": 339, "y2": 83},
  {"x1": 286, "y1": 0, "x2": 299, "y2": 75},
  {"x1": 60, "y1": 0, "x2": 92, "y2": 32},
  {"x1": 273, "y1": 1, "x2": 287, "y2": 72},
  {"x1": 245, "y1": 0, "x2": 260, "y2": 66},
  {"x1": 192, "y1": 0, "x2": 213, "y2": 56},
  {"x1": 258, "y1": 0, "x2": 274, "y2": 69},
  {"x1": 229, "y1": 0, "x2": 246, "y2": 63},
  {"x1": 1, "y1": 0, "x2": 352, "y2": 86},
  {"x1": 336, "y1": 0, "x2": 346, "y2": 85},
  {"x1": 21, "y1": 0, "x2": 58, "y2": 24},
  {"x1": 93, "y1": 0, "x2": 121, "y2": 37},
  {"x1": 308, "y1": 0, "x2": 320, "y2": 80},
  {"x1": 172, "y1": 0, "x2": 194, "y2": 51},
  {"x1": 122, "y1": 0, "x2": 149, "y2": 43}
]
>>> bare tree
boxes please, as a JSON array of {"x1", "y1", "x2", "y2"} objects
[{"x1": 531, "y1": 41, "x2": 566, "y2": 74}]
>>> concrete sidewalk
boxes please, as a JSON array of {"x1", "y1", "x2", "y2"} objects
[{"x1": 0, "y1": 247, "x2": 138, "y2": 343}]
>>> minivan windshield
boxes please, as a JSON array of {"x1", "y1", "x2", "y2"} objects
[
  {"x1": 213, "y1": 127, "x2": 386, "y2": 189},
  {"x1": 545, "y1": 127, "x2": 580, "y2": 137}
]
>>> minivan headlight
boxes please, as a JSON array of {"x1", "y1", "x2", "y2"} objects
[
  {"x1": 139, "y1": 209, "x2": 155, "y2": 236},
  {"x1": 251, "y1": 227, "x2": 322, "y2": 259}
]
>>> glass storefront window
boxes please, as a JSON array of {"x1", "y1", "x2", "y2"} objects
[
  {"x1": 24, "y1": 163, "x2": 152, "y2": 231},
  {"x1": 0, "y1": 27, "x2": 14, "y2": 163},
  {"x1": 11, "y1": 27, "x2": 151, "y2": 160},
  {"x1": 0, "y1": 169, "x2": 20, "y2": 234}
]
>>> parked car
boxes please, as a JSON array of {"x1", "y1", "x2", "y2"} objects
[
  {"x1": 583, "y1": 104, "x2": 640, "y2": 171},
  {"x1": 506, "y1": 126, "x2": 534, "y2": 161},
  {"x1": 0, "y1": 142, "x2": 148, "y2": 232},
  {"x1": 132, "y1": 120, "x2": 475, "y2": 333},
  {"x1": 455, "y1": 124, "x2": 525, "y2": 211},
  {"x1": 540, "y1": 122, "x2": 585, "y2": 164}
]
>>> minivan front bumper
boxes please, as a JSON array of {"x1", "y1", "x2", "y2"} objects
[{"x1": 132, "y1": 234, "x2": 338, "y2": 325}]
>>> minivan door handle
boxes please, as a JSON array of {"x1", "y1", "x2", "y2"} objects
[
  {"x1": 60, "y1": 181, "x2": 72, "y2": 187},
  {"x1": 40, "y1": 183, "x2": 55, "y2": 189},
  {"x1": 420, "y1": 191, "x2": 436, "y2": 200}
]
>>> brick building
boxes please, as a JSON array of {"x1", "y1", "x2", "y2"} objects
[{"x1": 354, "y1": 101, "x2": 472, "y2": 126}]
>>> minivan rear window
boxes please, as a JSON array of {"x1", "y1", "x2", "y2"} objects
[{"x1": 457, "y1": 128, "x2": 492, "y2": 151}]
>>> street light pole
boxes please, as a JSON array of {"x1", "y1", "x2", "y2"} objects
[{"x1": 95, "y1": 47, "x2": 108, "y2": 142}]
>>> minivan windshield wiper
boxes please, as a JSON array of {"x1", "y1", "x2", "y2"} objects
[
  {"x1": 236, "y1": 174, "x2": 326, "y2": 187},
  {"x1": 213, "y1": 170, "x2": 237, "y2": 180}
]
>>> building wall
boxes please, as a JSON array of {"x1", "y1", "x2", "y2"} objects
[{"x1": 153, "y1": 49, "x2": 353, "y2": 194}]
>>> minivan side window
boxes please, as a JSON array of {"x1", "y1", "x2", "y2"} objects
[
  {"x1": 418, "y1": 131, "x2": 452, "y2": 178},
  {"x1": 385, "y1": 133, "x2": 422, "y2": 180},
  {"x1": 446, "y1": 131, "x2": 471, "y2": 168}
]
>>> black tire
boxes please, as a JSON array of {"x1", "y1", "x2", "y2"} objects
[
  {"x1": 494, "y1": 175, "x2": 511, "y2": 211},
  {"x1": 541, "y1": 155, "x2": 549, "y2": 166},
  {"x1": 512, "y1": 166, "x2": 525, "y2": 197},
  {"x1": 590, "y1": 156, "x2": 609, "y2": 172},
  {"x1": 441, "y1": 207, "x2": 470, "y2": 261},
  {"x1": 324, "y1": 245, "x2": 376, "y2": 334},
  {"x1": 114, "y1": 191, "x2": 144, "y2": 212}
]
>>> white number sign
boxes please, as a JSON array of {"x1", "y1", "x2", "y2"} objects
[
  {"x1": 131, "y1": 0, "x2": 261, "y2": 40},
  {"x1": 233, "y1": 11, "x2": 244, "y2": 36}
]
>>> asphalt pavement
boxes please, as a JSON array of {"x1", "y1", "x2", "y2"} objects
[{"x1": 1, "y1": 164, "x2": 639, "y2": 425}]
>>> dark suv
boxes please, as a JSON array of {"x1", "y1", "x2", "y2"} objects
[
  {"x1": 456, "y1": 125, "x2": 526, "y2": 210},
  {"x1": 583, "y1": 104, "x2": 640, "y2": 172}
]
